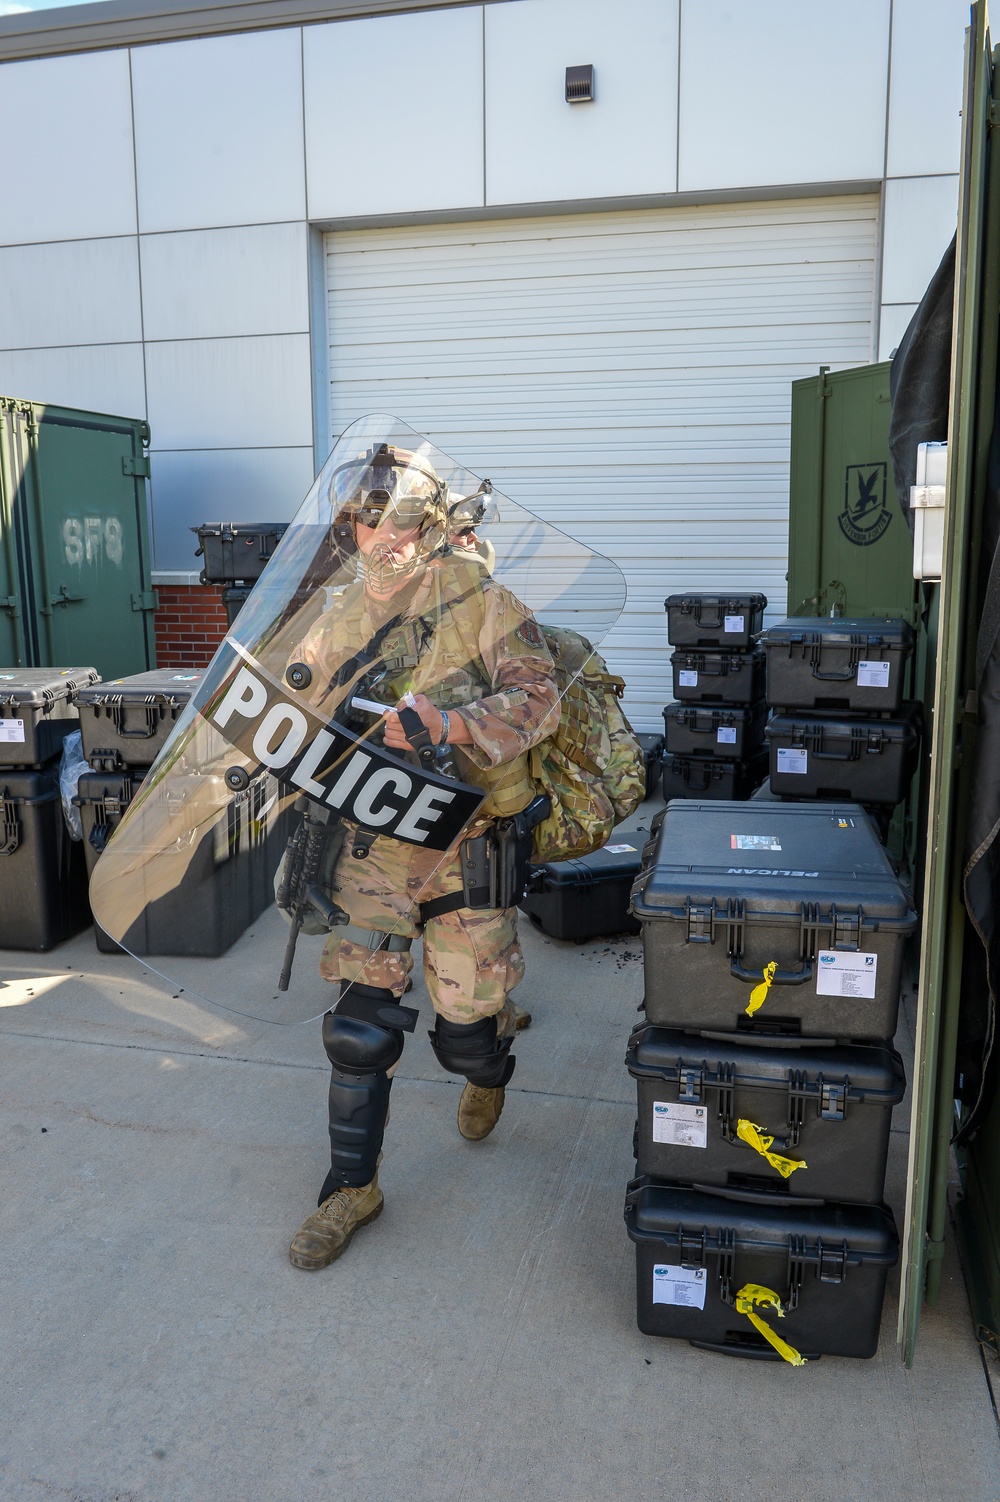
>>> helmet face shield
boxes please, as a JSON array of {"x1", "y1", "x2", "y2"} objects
[{"x1": 87, "y1": 414, "x2": 627, "y2": 1027}]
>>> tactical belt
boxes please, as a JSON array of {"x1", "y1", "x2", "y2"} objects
[{"x1": 338, "y1": 921, "x2": 413, "y2": 952}]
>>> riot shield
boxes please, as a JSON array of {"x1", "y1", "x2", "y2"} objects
[{"x1": 89, "y1": 416, "x2": 627, "y2": 1023}]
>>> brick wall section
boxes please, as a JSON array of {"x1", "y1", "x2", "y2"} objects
[{"x1": 154, "y1": 584, "x2": 229, "y2": 668}]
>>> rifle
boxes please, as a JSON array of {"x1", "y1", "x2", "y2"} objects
[{"x1": 274, "y1": 796, "x2": 348, "y2": 992}]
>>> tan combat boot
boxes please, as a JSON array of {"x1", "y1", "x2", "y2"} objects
[
  {"x1": 288, "y1": 1176, "x2": 383, "y2": 1270},
  {"x1": 509, "y1": 1001, "x2": 532, "y2": 1031},
  {"x1": 457, "y1": 1083, "x2": 506, "y2": 1141}
]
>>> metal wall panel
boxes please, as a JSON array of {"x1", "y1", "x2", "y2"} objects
[
  {"x1": 0, "y1": 345, "x2": 147, "y2": 420},
  {"x1": 148, "y1": 446, "x2": 315, "y2": 570},
  {"x1": 881, "y1": 175, "x2": 960, "y2": 304},
  {"x1": 0, "y1": 239, "x2": 142, "y2": 351},
  {"x1": 324, "y1": 196, "x2": 878, "y2": 729},
  {"x1": 678, "y1": 0, "x2": 890, "y2": 192},
  {"x1": 484, "y1": 0, "x2": 678, "y2": 205},
  {"x1": 0, "y1": 51, "x2": 136, "y2": 245},
  {"x1": 887, "y1": 0, "x2": 968, "y2": 179},
  {"x1": 144, "y1": 334, "x2": 313, "y2": 449},
  {"x1": 304, "y1": 9, "x2": 485, "y2": 219},
  {"x1": 139, "y1": 224, "x2": 309, "y2": 341},
  {"x1": 131, "y1": 28, "x2": 306, "y2": 232}
]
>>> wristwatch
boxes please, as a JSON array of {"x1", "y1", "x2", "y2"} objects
[{"x1": 438, "y1": 709, "x2": 451, "y2": 746}]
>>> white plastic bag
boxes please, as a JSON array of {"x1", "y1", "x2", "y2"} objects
[{"x1": 59, "y1": 730, "x2": 88, "y2": 841}]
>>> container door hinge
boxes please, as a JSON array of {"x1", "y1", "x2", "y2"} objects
[
  {"x1": 131, "y1": 590, "x2": 159, "y2": 613},
  {"x1": 122, "y1": 454, "x2": 151, "y2": 478},
  {"x1": 685, "y1": 900, "x2": 716, "y2": 944},
  {"x1": 2, "y1": 596, "x2": 19, "y2": 616},
  {"x1": 47, "y1": 585, "x2": 84, "y2": 611},
  {"x1": 820, "y1": 1079, "x2": 847, "y2": 1122},
  {"x1": 817, "y1": 1238, "x2": 849, "y2": 1284},
  {"x1": 677, "y1": 1065, "x2": 704, "y2": 1104},
  {"x1": 924, "y1": 1234, "x2": 947, "y2": 1263}
]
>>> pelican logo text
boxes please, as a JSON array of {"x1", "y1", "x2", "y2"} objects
[
  {"x1": 207, "y1": 657, "x2": 484, "y2": 850},
  {"x1": 726, "y1": 868, "x2": 820, "y2": 877}
]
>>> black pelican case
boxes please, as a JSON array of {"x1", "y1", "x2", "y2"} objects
[
  {"x1": 624, "y1": 1179, "x2": 898, "y2": 1360},
  {"x1": 76, "y1": 768, "x2": 286, "y2": 957},
  {"x1": 663, "y1": 700, "x2": 768, "y2": 761},
  {"x1": 670, "y1": 648, "x2": 766, "y2": 707},
  {"x1": 626, "y1": 1024, "x2": 904, "y2": 1203},
  {"x1": 761, "y1": 617, "x2": 914, "y2": 713},
  {"x1": 665, "y1": 593, "x2": 767, "y2": 650},
  {"x1": 764, "y1": 704, "x2": 920, "y2": 806},
  {"x1": 630, "y1": 801, "x2": 916, "y2": 1041},
  {"x1": 193, "y1": 521, "x2": 288, "y2": 584},
  {"x1": 0, "y1": 764, "x2": 91, "y2": 949},
  {"x1": 76, "y1": 670, "x2": 203, "y2": 770},
  {"x1": 520, "y1": 839, "x2": 643, "y2": 941},
  {"x1": 636, "y1": 732, "x2": 665, "y2": 798},
  {"x1": 661, "y1": 750, "x2": 767, "y2": 802},
  {"x1": 0, "y1": 668, "x2": 100, "y2": 768}
]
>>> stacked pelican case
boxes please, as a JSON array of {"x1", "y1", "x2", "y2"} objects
[
  {"x1": 758, "y1": 617, "x2": 919, "y2": 821},
  {"x1": 624, "y1": 797, "x2": 914, "y2": 1361},
  {"x1": 662, "y1": 593, "x2": 769, "y2": 801},
  {"x1": 193, "y1": 521, "x2": 288, "y2": 627},
  {"x1": 73, "y1": 670, "x2": 288, "y2": 956},
  {"x1": 0, "y1": 669, "x2": 99, "y2": 949}
]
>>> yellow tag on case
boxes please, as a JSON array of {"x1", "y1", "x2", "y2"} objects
[
  {"x1": 746, "y1": 960, "x2": 777, "y2": 1016},
  {"x1": 735, "y1": 1283, "x2": 807, "y2": 1366}
]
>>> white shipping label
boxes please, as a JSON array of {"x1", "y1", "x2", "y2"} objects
[
  {"x1": 652, "y1": 1100, "x2": 708, "y2": 1148},
  {"x1": 678, "y1": 670, "x2": 699, "y2": 687},
  {"x1": 857, "y1": 660, "x2": 891, "y2": 689},
  {"x1": 0, "y1": 719, "x2": 25, "y2": 743},
  {"x1": 816, "y1": 950, "x2": 878, "y2": 998},
  {"x1": 777, "y1": 747, "x2": 809, "y2": 775},
  {"x1": 724, "y1": 614, "x2": 745, "y2": 633},
  {"x1": 605, "y1": 842, "x2": 636, "y2": 854},
  {"x1": 717, "y1": 725, "x2": 737, "y2": 744},
  {"x1": 653, "y1": 1264, "x2": 708, "y2": 1310}
]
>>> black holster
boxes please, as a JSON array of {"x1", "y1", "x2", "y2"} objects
[{"x1": 460, "y1": 793, "x2": 550, "y2": 910}]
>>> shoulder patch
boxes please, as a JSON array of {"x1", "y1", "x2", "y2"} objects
[{"x1": 515, "y1": 618, "x2": 545, "y2": 649}]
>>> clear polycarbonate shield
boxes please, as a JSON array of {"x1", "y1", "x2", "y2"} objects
[{"x1": 89, "y1": 416, "x2": 627, "y2": 1024}]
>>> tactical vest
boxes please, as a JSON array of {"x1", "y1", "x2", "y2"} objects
[{"x1": 334, "y1": 563, "x2": 539, "y2": 821}]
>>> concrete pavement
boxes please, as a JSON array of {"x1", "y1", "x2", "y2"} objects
[{"x1": 0, "y1": 799, "x2": 997, "y2": 1501}]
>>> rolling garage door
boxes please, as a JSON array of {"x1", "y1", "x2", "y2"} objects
[{"x1": 325, "y1": 196, "x2": 878, "y2": 730}]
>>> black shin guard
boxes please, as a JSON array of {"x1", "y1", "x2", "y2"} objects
[
  {"x1": 320, "y1": 981, "x2": 407, "y2": 1196},
  {"x1": 428, "y1": 1014, "x2": 516, "y2": 1089}
]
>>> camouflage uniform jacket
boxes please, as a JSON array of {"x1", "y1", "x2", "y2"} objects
[{"x1": 292, "y1": 553, "x2": 559, "y2": 817}]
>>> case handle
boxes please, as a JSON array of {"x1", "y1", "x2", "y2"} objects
[{"x1": 730, "y1": 956, "x2": 814, "y2": 985}]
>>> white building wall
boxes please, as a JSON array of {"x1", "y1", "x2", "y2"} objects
[{"x1": 0, "y1": 0, "x2": 971, "y2": 574}]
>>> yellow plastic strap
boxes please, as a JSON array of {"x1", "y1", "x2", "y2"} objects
[
  {"x1": 745, "y1": 960, "x2": 777, "y2": 1016},
  {"x1": 735, "y1": 1283, "x2": 807, "y2": 1367},
  {"x1": 735, "y1": 1119, "x2": 807, "y2": 1178}
]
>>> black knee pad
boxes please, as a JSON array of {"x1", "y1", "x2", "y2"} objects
[
  {"x1": 428, "y1": 1014, "x2": 515, "y2": 1089},
  {"x1": 324, "y1": 980, "x2": 408, "y2": 1075}
]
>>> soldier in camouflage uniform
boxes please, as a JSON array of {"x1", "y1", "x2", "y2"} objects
[{"x1": 287, "y1": 447, "x2": 559, "y2": 1270}]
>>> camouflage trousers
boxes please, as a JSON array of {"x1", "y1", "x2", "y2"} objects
[{"x1": 319, "y1": 829, "x2": 525, "y2": 1030}]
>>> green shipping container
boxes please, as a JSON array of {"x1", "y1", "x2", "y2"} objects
[
  {"x1": 786, "y1": 362, "x2": 920, "y2": 624},
  {"x1": 0, "y1": 398, "x2": 157, "y2": 679}
]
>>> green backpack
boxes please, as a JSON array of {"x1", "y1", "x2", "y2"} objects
[{"x1": 528, "y1": 625, "x2": 646, "y2": 863}]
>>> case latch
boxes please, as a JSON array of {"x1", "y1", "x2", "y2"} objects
[
  {"x1": 831, "y1": 904, "x2": 861, "y2": 951},
  {"x1": 686, "y1": 900, "x2": 716, "y2": 944},
  {"x1": 820, "y1": 1080, "x2": 847, "y2": 1122},
  {"x1": 786, "y1": 1069, "x2": 808, "y2": 1147},
  {"x1": 679, "y1": 1226, "x2": 707, "y2": 1268},
  {"x1": 717, "y1": 1061, "x2": 737, "y2": 1138},
  {"x1": 817, "y1": 1238, "x2": 849, "y2": 1284},
  {"x1": 786, "y1": 1234, "x2": 807, "y2": 1310},
  {"x1": 0, "y1": 793, "x2": 20, "y2": 856},
  {"x1": 678, "y1": 1066, "x2": 703, "y2": 1104},
  {"x1": 718, "y1": 1227, "x2": 737, "y2": 1304}
]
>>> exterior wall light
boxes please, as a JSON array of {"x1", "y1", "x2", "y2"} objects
[{"x1": 565, "y1": 64, "x2": 595, "y2": 103}]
